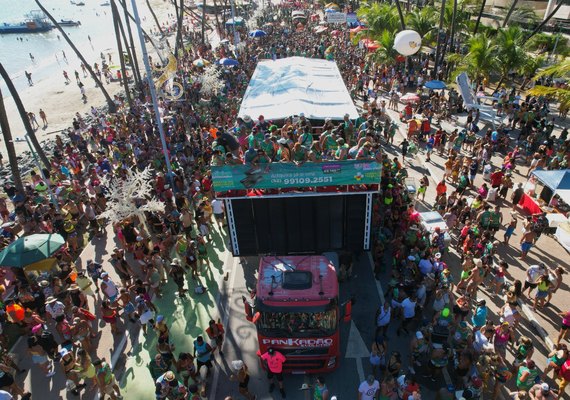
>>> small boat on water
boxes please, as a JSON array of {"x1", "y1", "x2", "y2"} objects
[
  {"x1": 100, "y1": 1, "x2": 110, "y2": 5},
  {"x1": 0, "y1": 11, "x2": 53, "y2": 34},
  {"x1": 59, "y1": 19, "x2": 81, "y2": 26},
  {"x1": 75, "y1": 1, "x2": 86, "y2": 6}
]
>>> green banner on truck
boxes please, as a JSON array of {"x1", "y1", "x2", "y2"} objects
[{"x1": 211, "y1": 160, "x2": 381, "y2": 191}]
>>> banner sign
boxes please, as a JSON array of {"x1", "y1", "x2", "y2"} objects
[
  {"x1": 212, "y1": 160, "x2": 381, "y2": 192},
  {"x1": 326, "y1": 12, "x2": 347, "y2": 24},
  {"x1": 346, "y1": 12, "x2": 358, "y2": 25}
]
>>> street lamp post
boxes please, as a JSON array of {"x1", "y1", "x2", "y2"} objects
[
  {"x1": 230, "y1": 0, "x2": 240, "y2": 55},
  {"x1": 130, "y1": 0, "x2": 174, "y2": 182},
  {"x1": 24, "y1": 135, "x2": 60, "y2": 212}
]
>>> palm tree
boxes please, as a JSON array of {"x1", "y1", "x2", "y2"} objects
[
  {"x1": 524, "y1": 0, "x2": 566, "y2": 44},
  {"x1": 0, "y1": 63, "x2": 50, "y2": 170},
  {"x1": 357, "y1": 3, "x2": 401, "y2": 37},
  {"x1": 502, "y1": 0, "x2": 519, "y2": 27},
  {"x1": 451, "y1": 33, "x2": 498, "y2": 86},
  {"x1": 473, "y1": 0, "x2": 486, "y2": 34},
  {"x1": 520, "y1": 55, "x2": 546, "y2": 90},
  {"x1": 0, "y1": 89, "x2": 24, "y2": 194},
  {"x1": 34, "y1": 0, "x2": 117, "y2": 113},
  {"x1": 111, "y1": 0, "x2": 132, "y2": 108},
  {"x1": 528, "y1": 59, "x2": 570, "y2": 110},
  {"x1": 369, "y1": 30, "x2": 399, "y2": 66},
  {"x1": 495, "y1": 26, "x2": 526, "y2": 87},
  {"x1": 406, "y1": 7, "x2": 437, "y2": 39},
  {"x1": 146, "y1": 0, "x2": 165, "y2": 36}
]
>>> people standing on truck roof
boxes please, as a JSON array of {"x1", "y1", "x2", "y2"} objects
[{"x1": 261, "y1": 348, "x2": 287, "y2": 398}]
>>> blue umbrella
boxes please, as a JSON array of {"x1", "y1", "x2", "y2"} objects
[
  {"x1": 424, "y1": 80, "x2": 447, "y2": 90},
  {"x1": 249, "y1": 29, "x2": 267, "y2": 38},
  {"x1": 218, "y1": 58, "x2": 239, "y2": 66}
]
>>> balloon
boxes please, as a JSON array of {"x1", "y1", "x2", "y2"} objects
[
  {"x1": 441, "y1": 307, "x2": 450, "y2": 318},
  {"x1": 393, "y1": 30, "x2": 422, "y2": 56}
]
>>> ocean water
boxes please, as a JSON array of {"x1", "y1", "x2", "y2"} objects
[{"x1": 0, "y1": 0, "x2": 165, "y2": 95}]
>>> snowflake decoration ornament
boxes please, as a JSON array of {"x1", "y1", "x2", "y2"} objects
[
  {"x1": 100, "y1": 166, "x2": 165, "y2": 224},
  {"x1": 198, "y1": 65, "x2": 225, "y2": 97}
]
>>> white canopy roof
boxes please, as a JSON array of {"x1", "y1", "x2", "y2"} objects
[{"x1": 238, "y1": 56, "x2": 359, "y2": 121}]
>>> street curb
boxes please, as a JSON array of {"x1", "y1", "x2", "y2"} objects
[{"x1": 520, "y1": 303, "x2": 556, "y2": 352}]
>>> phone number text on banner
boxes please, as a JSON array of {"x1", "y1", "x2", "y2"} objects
[{"x1": 211, "y1": 160, "x2": 381, "y2": 192}]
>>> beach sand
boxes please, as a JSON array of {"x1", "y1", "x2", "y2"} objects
[{"x1": 1, "y1": 0, "x2": 216, "y2": 158}]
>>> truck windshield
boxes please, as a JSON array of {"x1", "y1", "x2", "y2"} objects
[{"x1": 258, "y1": 306, "x2": 338, "y2": 337}]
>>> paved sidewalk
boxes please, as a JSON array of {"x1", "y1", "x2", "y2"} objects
[
  {"x1": 14, "y1": 221, "x2": 233, "y2": 399},
  {"x1": 376, "y1": 96, "x2": 569, "y2": 395}
]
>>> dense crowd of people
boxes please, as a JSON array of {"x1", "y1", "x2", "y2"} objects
[{"x1": 0, "y1": 0, "x2": 568, "y2": 399}]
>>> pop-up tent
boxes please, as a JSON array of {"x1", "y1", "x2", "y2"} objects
[
  {"x1": 238, "y1": 56, "x2": 359, "y2": 121},
  {"x1": 532, "y1": 169, "x2": 570, "y2": 204}
]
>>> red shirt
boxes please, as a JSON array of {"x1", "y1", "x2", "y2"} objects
[
  {"x1": 490, "y1": 171, "x2": 504, "y2": 187},
  {"x1": 261, "y1": 351, "x2": 286, "y2": 373},
  {"x1": 560, "y1": 360, "x2": 570, "y2": 381}
]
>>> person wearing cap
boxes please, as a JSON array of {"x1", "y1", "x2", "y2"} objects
[
  {"x1": 68, "y1": 283, "x2": 88, "y2": 310},
  {"x1": 260, "y1": 347, "x2": 287, "y2": 397},
  {"x1": 168, "y1": 259, "x2": 187, "y2": 298},
  {"x1": 94, "y1": 358, "x2": 122, "y2": 399},
  {"x1": 408, "y1": 331, "x2": 427, "y2": 375},
  {"x1": 60, "y1": 349, "x2": 86, "y2": 395},
  {"x1": 85, "y1": 260, "x2": 103, "y2": 293},
  {"x1": 229, "y1": 360, "x2": 256, "y2": 400},
  {"x1": 44, "y1": 296, "x2": 65, "y2": 320},
  {"x1": 528, "y1": 382, "x2": 557, "y2": 399},
  {"x1": 358, "y1": 374, "x2": 379, "y2": 400}
]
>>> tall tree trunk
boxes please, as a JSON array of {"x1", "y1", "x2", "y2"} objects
[
  {"x1": 35, "y1": 0, "x2": 117, "y2": 113},
  {"x1": 524, "y1": 0, "x2": 565, "y2": 44},
  {"x1": 502, "y1": 0, "x2": 519, "y2": 27},
  {"x1": 434, "y1": 0, "x2": 446, "y2": 78},
  {"x1": 116, "y1": 0, "x2": 158, "y2": 52},
  {"x1": 439, "y1": 0, "x2": 457, "y2": 74},
  {"x1": 146, "y1": 0, "x2": 165, "y2": 36},
  {"x1": 394, "y1": 0, "x2": 406, "y2": 30},
  {"x1": 473, "y1": 0, "x2": 486, "y2": 34},
  {"x1": 174, "y1": 0, "x2": 185, "y2": 57},
  {"x1": 212, "y1": 0, "x2": 223, "y2": 36},
  {"x1": 202, "y1": 0, "x2": 207, "y2": 45},
  {"x1": 0, "y1": 88, "x2": 24, "y2": 195},
  {"x1": 111, "y1": 0, "x2": 132, "y2": 109},
  {"x1": 0, "y1": 63, "x2": 51, "y2": 170},
  {"x1": 117, "y1": 0, "x2": 141, "y2": 88}
]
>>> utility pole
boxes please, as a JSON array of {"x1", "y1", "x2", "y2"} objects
[
  {"x1": 230, "y1": 0, "x2": 240, "y2": 54},
  {"x1": 130, "y1": 0, "x2": 174, "y2": 182}
]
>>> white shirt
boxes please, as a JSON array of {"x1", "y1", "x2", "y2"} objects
[
  {"x1": 211, "y1": 199, "x2": 224, "y2": 214},
  {"x1": 527, "y1": 265, "x2": 546, "y2": 284},
  {"x1": 401, "y1": 298, "x2": 416, "y2": 319},
  {"x1": 46, "y1": 301, "x2": 65, "y2": 318},
  {"x1": 358, "y1": 380, "x2": 380, "y2": 400},
  {"x1": 376, "y1": 306, "x2": 391, "y2": 327}
]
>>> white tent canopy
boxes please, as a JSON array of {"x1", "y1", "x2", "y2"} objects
[{"x1": 238, "y1": 57, "x2": 359, "y2": 121}]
